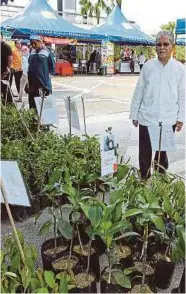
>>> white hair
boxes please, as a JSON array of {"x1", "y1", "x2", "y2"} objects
[{"x1": 156, "y1": 31, "x2": 174, "y2": 44}]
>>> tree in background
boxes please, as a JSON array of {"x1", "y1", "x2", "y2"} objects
[
  {"x1": 160, "y1": 21, "x2": 185, "y2": 63},
  {"x1": 80, "y1": 0, "x2": 112, "y2": 24},
  {"x1": 160, "y1": 21, "x2": 175, "y2": 33},
  {"x1": 111, "y1": 0, "x2": 122, "y2": 9}
]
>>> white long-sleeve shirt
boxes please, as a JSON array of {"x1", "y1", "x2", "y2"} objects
[{"x1": 129, "y1": 57, "x2": 185, "y2": 126}]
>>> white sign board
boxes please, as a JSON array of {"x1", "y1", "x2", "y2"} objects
[
  {"x1": 0, "y1": 161, "x2": 31, "y2": 207},
  {"x1": 64, "y1": 98, "x2": 80, "y2": 130},
  {"x1": 100, "y1": 132, "x2": 117, "y2": 176},
  {"x1": 35, "y1": 95, "x2": 58, "y2": 125},
  {"x1": 148, "y1": 125, "x2": 176, "y2": 151}
]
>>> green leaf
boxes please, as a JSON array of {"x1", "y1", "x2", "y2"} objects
[
  {"x1": 123, "y1": 208, "x2": 142, "y2": 218},
  {"x1": 113, "y1": 231, "x2": 141, "y2": 241},
  {"x1": 37, "y1": 221, "x2": 52, "y2": 236},
  {"x1": 88, "y1": 205, "x2": 102, "y2": 228},
  {"x1": 100, "y1": 221, "x2": 112, "y2": 230},
  {"x1": 59, "y1": 273, "x2": 68, "y2": 293},
  {"x1": 30, "y1": 278, "x2": 41, "y2": 291},
  {"x1": 114, "y1": 164, "x2": 130, "y2": 181},
  {"x1": 34, "y1": 287, "x2": 49, "y2": 293},
  {"x1": 110, "y1": 189, "x2": 123, "y2": 204},
  {"x1": 112, "y1": 271, "x2": 131, "y2": 288},
  {"x1": 173, "y1": 211, "x2": 181, "y2": 223},
  {"x1": 21, "y1": 267, "x2": 31, "y2": 290},
  {"x1": 149, "y1": 214, "x2": 165, "y2": 233},
  {"x1": 123, "y1": 267, "x2": 136, "y2": 275},
  {"x1": 57, "y1": 219, "x2": 73, "y2": 240},
  {"x1": 44, "y1": 271, "x2": 55, "y2": 289},
  {"x1": 171, "y1": 242, "x2": 181, "y2": 262},
  {"x1": 163, "y1": 200, "x2": 172, "y2": 216},
  {"x1": 113, "y1": 202, "x2": 122, "y2": 222},
  {"x1": 109, "y1": 221, "x2": 131, "y2": 235},
  {"x1": 4, "y1": 272, "x2": 18, "y2": 278},
  {"x1": 144, "y1": 189, "x2": 154, "y2": 204}
]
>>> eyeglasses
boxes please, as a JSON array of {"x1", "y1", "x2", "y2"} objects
[{"x1": 156, "y1": 42, "x2": 171, "y2": 47}]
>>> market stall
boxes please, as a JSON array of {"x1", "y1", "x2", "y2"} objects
[
  {"x1": 92, "y1": 5, "x2": 154, "y2": 74},
  {"x1": 1, "y1": 0, "x2": 104, "y2": 76}
]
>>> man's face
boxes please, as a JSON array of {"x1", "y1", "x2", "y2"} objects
[
  {"x1": 156, "y1": 36, "x2": 172, "y2": 61},
  {"x1": 15, "y1": 42, "x2": 21, "y2": 50},
  {"x1": 31, "y1": 40, "x2": 41, "y2": 49}
]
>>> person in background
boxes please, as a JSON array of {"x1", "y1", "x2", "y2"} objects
[
  {"x1": 87, "y1": 50, "x2": 96, "y2": 74},
  {"x1": 129, "y1": 31, "x2": 185, "y2": 180},
  {"x1": 28, "y1": 35, "x2": 55, "y2": 109},
  {"x1": 95, "y1": 51, "x2": 101, "y2": 72},
  {"x1": 1, "y1": 32, "x2": 13, "y2": 104},
  {"x1": 130, "y1": 49, "x2": 137, "y2": 73},
  {"x1": 138, "y1": 52, "x2": 146, "y2": 71},
  {"x1": 11, "y1": 40, "x2": 23, "y2": 96},
  {"x1": 15, "y1": 45, "x2": 29, "y2": 103}
]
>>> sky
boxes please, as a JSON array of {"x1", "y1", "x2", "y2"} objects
[{"x1": 10, "y1": 0, "x2": 186, "y2": 34}]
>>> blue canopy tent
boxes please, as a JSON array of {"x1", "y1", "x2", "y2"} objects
[
  {"x1": 0, "y1": 0, "x2": 104, "y2": 41},
  {"x1": 92, "y1": 4, "x2": 155, "y2": 45},
  {"x1": 175, "y1": 18, "x2": 186, "y2": 46}
]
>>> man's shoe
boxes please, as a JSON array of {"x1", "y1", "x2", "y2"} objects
[
  {"x1": 15, "y1": 98, "x2": 22, "y2": 102},
  {"x1": 13, "y1": 94, "x2": 19, "y2": 97}
]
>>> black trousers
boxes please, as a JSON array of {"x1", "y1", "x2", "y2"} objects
[
  {"x1": 10, "y1": 70, "x2": 22, "y2": 93},
  {"x1": 28, "y1": 94, "x2": 38, "y2": 109},
  {"x1": 139, "y1": 124, "x2": 175, "y2": 179}
]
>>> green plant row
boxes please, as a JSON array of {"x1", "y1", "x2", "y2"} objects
[{"x1": 1, "y1": 105, "x2": 101, "y2": 198}]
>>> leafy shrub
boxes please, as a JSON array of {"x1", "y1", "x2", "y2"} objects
[{"x1": 1, "y1": 104, "x2": 37, "y2": 143}]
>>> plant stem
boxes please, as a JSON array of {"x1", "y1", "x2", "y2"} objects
[
  {"x1": 108, "y1": 248, "x2": 111, "y2": 284},
  {"x1": 102, "y1": 191, "x2": 105, "y2": 203},
  {"x1": 69, "y1": 224, "x2": 75, "y2": 259},
  {"x1": 76, "y1": 224, "x2": 85, "y2": 255},
  {"x1": 86, "y1": 240, "x2": 92, "y2": 274},
  {"x1": 53, "y1": 214, "x2": 57, "y2": 253},
  {"x1": 141, "y1": 223, "x2": 149, "y2": 291}
]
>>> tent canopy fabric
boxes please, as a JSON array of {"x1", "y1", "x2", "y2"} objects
[
  {"x1": 92, "y1": 4, "x2": 155, "y2": 45},
  {"x1": 0, "y1": 0, "x2": 103, "y2": 41},
  {"x1": 175, "y1": 18, "x2": 186, "y2": 35}
]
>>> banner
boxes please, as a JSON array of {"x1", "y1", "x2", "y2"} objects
[
  {"x1": 100, "y1": 132, "x2": 117, "y2": 176},
  {"x1": 101, "y1": 40, "x2": 115, "y2": 74},
  {"x1": 0, "y1": 161, "x2": 30, "y2": 207},
  {"x1": 43, "y1": 36, "x2": 77, "y2": 45}
]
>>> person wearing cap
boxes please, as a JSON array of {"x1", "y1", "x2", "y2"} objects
[
  {"x1": 11, "y1": 40, "x2": 23, "y2": 96},
  {"x1": 129, "y1": 30, "x2": 185, "y2": 180},
  {"x1": 15, "y1": 45, "x2": 30, "y2": 103},
  {"x1": 28, "y1": 35, "x2": 55, "y2": 109}
]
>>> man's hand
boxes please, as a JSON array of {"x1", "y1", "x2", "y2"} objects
[
  {"x1": 132, "y1": 120, "x2": 139, "y2": 127},
  {"x1": 176, "y1": 121, "x2": 183, "y2": 132}
]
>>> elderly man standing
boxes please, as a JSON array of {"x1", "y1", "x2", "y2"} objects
[
  {"x1": 28, "y1": 35, "x2": 55, "y2": 109},
  {"x1": 129, "y1": 31, "x2": 185, "y2": 180}
]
